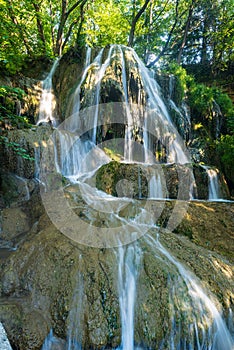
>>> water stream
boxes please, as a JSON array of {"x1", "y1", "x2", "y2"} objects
[
  {"x1": 67, "y1": 48, "x2": 104, "y2": 132},
  {"x1": 145, "y1": 233, "x2": 234, "y2": 350},
  {"x1": 207, "y1": 169, "x2": 221, "y2": 200},
  {"x1": 202, "y1": 166, "x2": 222, "y2": 200},
  {"x1": 38, "y1": 45, "x2": 233, "y2": 349},
  {"x1": 67, "y1": 255, "x2": 84, "y2": 350},
  {"x1": 149, "y1": 175, "x2": 164, "y2": 199},
  {"x1": 116, "y1": 241, "x2": 142, "y2": 350},
  {"x1": 37, "y1": 59, "x2": 59, "y2": 126}
]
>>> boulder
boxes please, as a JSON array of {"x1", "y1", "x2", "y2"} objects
[{"x1": 0, "y1": 184, "x2": 233, "y2": 349}]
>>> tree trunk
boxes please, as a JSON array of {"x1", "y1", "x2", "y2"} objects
[
  {"x1": 54, "y1": 0, "x2": 67, "y2": 56},
  {"x1": 54, "y1": 0, "x2": 84, "y2": 56},
  {"x1": 177, "y1": 5, "x2": 193, "y2": 64},
  {"x1": 32, "y1": 2, "x2": 47, "y2": 55},
  {"x1": 147, "y1": 0, "x2": 179, "y2": 67},
  {"x1": 200, "y1": 17, "x2": 209, "y2": 65},
  {"x1": 128, "y1": 0, "x2": 151, "y2": 47}
]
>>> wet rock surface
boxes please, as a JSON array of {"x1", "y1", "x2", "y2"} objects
[
  {"x1": 95, "y1": 161, "x2": 230, "y2": 200},
  {"x1": 0, "y1": 178, "x2": 233, "y2": 349}
]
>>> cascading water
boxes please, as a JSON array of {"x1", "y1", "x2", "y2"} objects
[
  {"x1": 38, "y1": 45, "x2": 192, "y2": 185},
  {"x1": 119, "y1": 45, "x2": 134, "y2": 162},
  {"x1": 201, "y1": 166, "x2": 222, "y2": 200},
  {"x1": 149, "y1": 175, "x2": 163, "y2": 199},
  {"x1": 67, "y1": 255, "x2": 84, "y2": 350},
  {"x1": 130, "y1": 48, "x2": 190, "y2": 165},
  {"x1": 41, "y1": 329, "x2": 61, "y2": 350},
  {"x1": 37, "y1": 59, "x2": 59, "y2": 126},
  {"x1": 38, "y1": 45, "x2": 233, "y2": 350},
  {"x1": 207, "y1": 168, "x2": 221, "y2": 200},
  {"x1": 67, "y1": 48, "x2": 104, "y2": 133},
  {"x1": 145, "y1": 233, "x2": 234, "y2": 350},
  {"x1": 116, "y1": 241, "x2": 142, "y2": 350},
  {"x1": 91, "y1": 47, "x2": 115, "y2": 144}
]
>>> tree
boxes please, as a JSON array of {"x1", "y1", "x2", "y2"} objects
[
  {"x1": 53, "y1": 0, "x2": 88, "y2": 56},
  {"x1": 0, "y1": 0, "x2": 233, "y2": 75},
  {"x1": 83, "y1": 0, "x2": 130, "y2": 47},
  {"x1": 128, "y1": 0, "x2": 151, "y2": 47},
  {"x1": 0, "y1": 0, "x2": 89, "y2": 71}
]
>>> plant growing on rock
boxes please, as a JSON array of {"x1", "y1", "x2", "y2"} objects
[{"x1": 0, "y1": 85, "x2": 34, "y2": 161}]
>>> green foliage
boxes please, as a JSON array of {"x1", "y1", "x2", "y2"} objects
[
  {"x1": 0, "y1": 85, "x2": 31, "y2": 129},
  {"x1": 84, "y1": 0, "x2": 130, "y2": 47},
  {"x1": 0, "y1": 0, "x2": 233, "y2": 74},
  {"x1": 212, "y1": 88, "x2": 234, "y2": 133},
  {"x1": 217, "y1": 135, "x2": 234, "y2": 185},
  {"x1": 0, "y1": 84, "x2": 33, "y2": 160},
  {"x1": 162, "y1": 62, "x2": 189, "y2": 103},
  {"x1": 0, "y1": 136, "x2": 34, "y2": 161},
  {"x1": 188, "y1": 83, "x2": 234, "y2": 134},
  {"x1": 0, "y1": 85, "x2": 25, "y2": 99},
  {"x1": 188, "y1": 83, "x2": 214, "y2": 116}
]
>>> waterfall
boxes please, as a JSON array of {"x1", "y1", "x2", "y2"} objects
[
  {"x1": 202, "y1": 166, "x2": 221, "y2": 200},
  {"x1": 51, "y1": 129, "x2": 110, "y2": 181},
  {"x1": 68, "y1": 47, "x2": 104, "y2": 132},
  {"x1": 85, "y1": 46, "x2": 92, "y2": 67},
  {"x1": 131, "y1": 48, "x2": 190, "y2": 165},
  {"x1": 92, "y1": 47, "x2": 115, "y2": 144},
  {"x1": 149, "y1": 175, "x2": 163, "y2": 199},
  {"x1": 37, "y1": 59, "x2": 59, "y2": 126},
  {"x1": 207, "y1": 168, "x2": 221, "y2": 200},
  {"x1": 65, "y1": 45, "x2": 189, "y2": 165},
  {"x1": 117, "y1": 241, "x2": 141, "y2": 350},
  {"x1": 145, "y1": 234, "x2": 234, "y2": 350},
  {"x1": 37, "y1": 45, "x2": 233, "y2": 350},
  {"x1": 120, "y1": 46, "x2": 133, "y2": 162},
  {"x1": 41, "y1": 329, "x2": 61, "y2": 350},
  {"x1": 67, "y1": 255, "x2": 84, "y2": 350}
]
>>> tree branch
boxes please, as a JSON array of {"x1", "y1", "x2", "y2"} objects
[
  {"x1": 66, "y1": 0, "x2": 84, "y2": 17},
  {"x1": 147, "y1": 0, "x2": 180, "y2": 67},
  {"x1": 128, "y1": 0, "x2": 151, "y2": 47}
]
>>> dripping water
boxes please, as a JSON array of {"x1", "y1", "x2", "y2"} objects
[
  {"x1": 67, "y1": 254, "x2": 84, "y2": 350},
  {"x1": 116, "y1": 241, "x2": 142, "y2": 350},
  {"x1": 68, "y1": 48, "x2": 104, "y2": 132},
  {"x1": 145, "y1": 233, "x2": 234, "y2": 350},
  {"x1": 149, "y1": 174, "x2": 163, "y2": 199},
  {"x1": 37, "y1": 59, "x2": 59, "y2": 126},
  {"x1": 202, "y1": 166, "x2": 222, "y2": 200}
]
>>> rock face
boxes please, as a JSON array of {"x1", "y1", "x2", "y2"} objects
[
  {"x1": 0, "y1": 176, "x2": 234, "y2": 349},
  {"x1": 95, "y1": 161, "x2": 230, "y2": 200},
  {"x1": 0, "y1": 125, "x2": 53, "y2": 179}
]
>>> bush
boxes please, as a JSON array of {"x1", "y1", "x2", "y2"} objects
[
  {"x1": 217, "y1": 134, "x2": 234, "y2": 188},
  {"x1": 0, "y1": 85, "x2": 33, "y2": 161}
]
